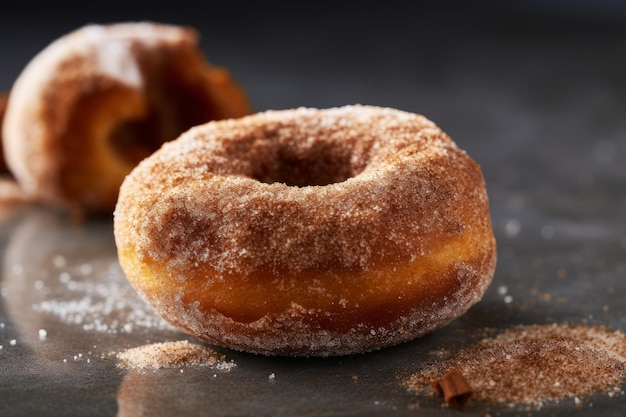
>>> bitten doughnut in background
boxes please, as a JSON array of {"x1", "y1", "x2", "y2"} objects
[
  {"x1": 114, "y1": 105, "x2": 497, "y2": 357},
  {"x1": 2, "y1": 22, "x2": 251, "y2": 213}
]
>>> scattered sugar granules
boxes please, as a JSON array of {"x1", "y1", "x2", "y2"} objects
[
  {"x1": 117, "y1": 340, "x2": 235, "y2": 370},
  {"x1": 31, "y1": 261, "x2": 174, "y2": 334},
  {"x1": 406, "y1": 323, "x2": 626, "y2": 410}
]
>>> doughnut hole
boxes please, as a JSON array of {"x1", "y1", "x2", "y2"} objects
[
  {"x1": 241, "y1": 127, "x2": 383, "y2": 187},
  {"x1": 55, "y1": 86, "x2": 147, "y2": 210},
  {"x1": 251, "y1": 141, "x2": 356, "y2": 187}
]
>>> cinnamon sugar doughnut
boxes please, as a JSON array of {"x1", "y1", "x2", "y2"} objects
[
  {"x1": 2, "y1": 22, "x2": 251, "y2": 212},
  {"x1": 114, "y1": 105, "x2": 497, "y2": 356}
]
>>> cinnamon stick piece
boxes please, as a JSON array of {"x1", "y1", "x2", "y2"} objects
[{"x1": 434, "y1": 369, "x2": 473, "y2": 409}]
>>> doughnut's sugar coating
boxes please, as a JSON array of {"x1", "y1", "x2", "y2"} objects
[
  {"x1": 3, "y1": 22, "x2": 250, "y2": 212},
  {"x1": 114, "y1": 105, "x2": 496, "y2": 356}
]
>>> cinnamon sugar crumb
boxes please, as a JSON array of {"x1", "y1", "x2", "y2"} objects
[
  {"x1": 406, "y1": 324, "x2": 626, "y2": 409},
  {"x1": 117, "y1": 340, "x2": 234, "y2": 370}
]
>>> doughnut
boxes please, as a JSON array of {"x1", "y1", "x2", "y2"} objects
[
  {"x1": 114, "y1": 105, "x2": 497, "y2": 356},
  {"x1": 2, "y1": 22, "x2": 251, "y2": 213}
]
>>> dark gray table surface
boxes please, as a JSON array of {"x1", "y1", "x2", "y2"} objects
[{"x1": 1, "y1": 2, "x2": 625, "y2": 416}]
